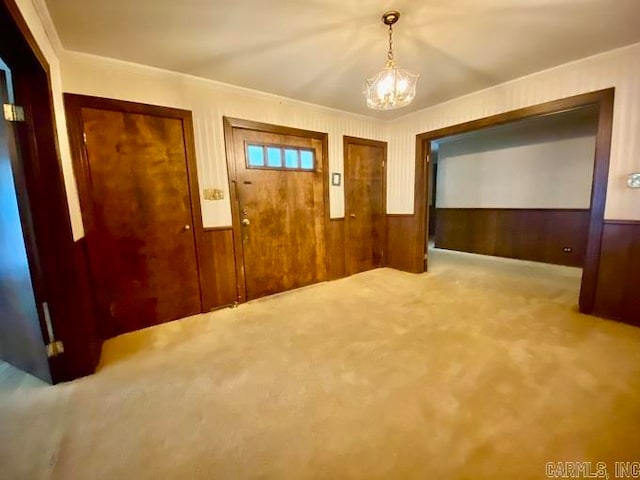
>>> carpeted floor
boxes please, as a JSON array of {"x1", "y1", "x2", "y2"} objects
[{"x1": 1, "y1": 249, "x2": 639, "y2": 479}]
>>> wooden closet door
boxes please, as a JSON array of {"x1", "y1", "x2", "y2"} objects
[
  {"x1": 344, "y1": 137, "x2": 387, "y2": 276},
  {"x1": 77, "y1": 103, "x2": 202, "y2": 337}
]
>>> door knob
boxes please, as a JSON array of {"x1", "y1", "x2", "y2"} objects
[
  {"x1": 241, "y1": 218, "x2": 250, "y2": 226},
  {"x1": 184, "y1": 225, "x2": 191, "y2": 231},
  {"x1": 349, "y1": 213, "x2": 356, "y2": 218}
]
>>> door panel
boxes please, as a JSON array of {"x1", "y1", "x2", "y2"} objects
[
  {"x1": 80, "y1": 106, "x2": 202, "y2": 336},
  {"x1": 344, "y1": 138, "x2": 386, "y2": 276},
  {"x1": 233, "y1": 129, "x2": 326, "y2": 300},
  {"x1": 0, "y1": 66, "x2": 51, "y2": 381}
]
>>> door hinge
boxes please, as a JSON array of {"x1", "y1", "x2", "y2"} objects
[
  {"x1": 42, "y1": 302, "x2": 64, "y2": 358},
  {"x1": 83, "y1": 131, "x2": 87, "y2": 144},
  {"x1": 382, "y1": 160, "x2": 385, "y2": 168},
  {"x1": 3, "y1": 104, "x2": 25, "y2": 122},
  {"x1": 46, "y1": 341, "x2": 65, "y2": 358}
]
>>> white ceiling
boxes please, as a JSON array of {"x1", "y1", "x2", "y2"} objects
[{"x1": 45, "y1": 0, "x2": 640, "y2": 119}]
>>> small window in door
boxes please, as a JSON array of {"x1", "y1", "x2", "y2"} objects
[
  {"x1": 245, "y1": 143, "x2": 315, "y2": 171},
  {"x1": 266, "y1": 147, "x2": 283, "y2": 167},
  {"x1": 247, "y1": 145, "x2": 265, "y2": 167}
]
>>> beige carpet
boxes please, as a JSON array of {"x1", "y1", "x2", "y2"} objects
[{"x1": 1, "y1": 249, "x2": 639, "y2": 479}]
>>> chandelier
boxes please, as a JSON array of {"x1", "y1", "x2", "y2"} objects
[{"x1": 364, "y1": 11, "x2": 420, "y2": 111}]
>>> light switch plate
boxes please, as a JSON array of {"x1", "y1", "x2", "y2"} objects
[{"x1": 204, "y1": 188, "x2": 225, "y2": 200}]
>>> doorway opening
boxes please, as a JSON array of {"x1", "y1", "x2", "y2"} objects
[
  {"x1": 426, "y1": 106, "x2": 599, "y2": 309},
  {"x1": 414, "y1": 89, "x2": 614, "y2": 314},
  {"x1": 429, "y1": 105, "x2": 598, "y2": 268}
]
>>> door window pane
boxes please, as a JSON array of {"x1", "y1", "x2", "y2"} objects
[
  {"x1": 267, "y1": 147, "x2": 283, "y2": 167},
  {"x1": 247, "y1": 145, "x2": 264, "y2": 167},
  {"x1": 284, "y1": 149, "x2": 298, "y2": 168},
  {"x1": 300, "y1": 150, "x2": 314, "y2": 170}
]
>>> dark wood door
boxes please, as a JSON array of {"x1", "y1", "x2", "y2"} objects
[
  {"x1": 0, "y1": 67, "x2": 51, "y2": 381},
  {"x1": 232, "y1": 128, "x2": 327, "y2": 300},
  {"x1": 344, "y1": 137, "x2": 386, "y2": 276},
  {"x1": 77, "y1": 102, "x2": 203, "y2": 337}
]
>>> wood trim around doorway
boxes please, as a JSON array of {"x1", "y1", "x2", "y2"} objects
[
  {"x1": 222, "y1": 117, "x2": 330, "y2": 303},
  {"x1": 2, "y1": 0, "x2": 50, "y2": 74},
  {"x1": 64, "y1": 94, "x2": 208, "y2": 319},
  {"x1": 411, "y1": 88, "x2": 615, "y2": 315}
]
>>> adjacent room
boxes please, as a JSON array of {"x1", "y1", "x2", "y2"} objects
[
  {"x1": 426, "y1": 106, "x2": 599, "y2": 307},
  {"x1": 1, "y1": 0, "x2": 640, "y2": 478}
]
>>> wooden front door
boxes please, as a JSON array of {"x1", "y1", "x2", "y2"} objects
[
  {"x1": 228, "y1": 122, "x2": 327, "y2": 300},
  {"x1": 66, "y1": 96, "x2": 203, "y2": 337},
  {"x1": 344, "y1": 136, "x2": 387, "y2": 276}
]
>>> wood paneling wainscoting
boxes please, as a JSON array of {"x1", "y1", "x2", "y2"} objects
[
  {"x1": 334, "y1": 214, "x2": 423, "y2": 276},
  {"x1": 386, "y1": 214, "x2": 423, "y2": 273},
  {"x1": 435, "y1": 208, "x2": 591, "y2": 267},
  {"x1": 593, "y1": 220, "x2": 640, "y2": 326},
  {"x1": 200, "y1": 228, "x2": 238, "y2": 310},
  {"x1": 327, "y1": 219, "x2": 346, "y2": 280},
  {"x1": 71, "y1": 239, "x2": 102, "y2": 377}
]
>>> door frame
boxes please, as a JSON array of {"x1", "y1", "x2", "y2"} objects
[
  {"x1": 413, "y1": 88, "x2": 615, "y2": 314},
  {"x1": 342, "y1": 136, "x2": 388, "y2": 273},
  {"x1": 1, "y1": 0, "x2": 103, "y2": 381},
  {"x1": 64, "y1": 94, "x2": 207, "y2": 336},
  {"x1": 222, "y1": 117, "x2": 330, "y2": 303}
]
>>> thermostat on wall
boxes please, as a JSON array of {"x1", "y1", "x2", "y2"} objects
[{"x1": 628, "y1": 173, "x2": 640, "y2": 189}]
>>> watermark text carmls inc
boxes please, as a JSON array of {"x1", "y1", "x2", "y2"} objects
[{"x1": 546, "y1": 462, "x2": 640, "y2": 479}]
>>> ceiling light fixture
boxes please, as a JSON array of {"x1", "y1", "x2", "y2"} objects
[{"x1": 364, "y1": 11, "x2": 420, "y2": 111}]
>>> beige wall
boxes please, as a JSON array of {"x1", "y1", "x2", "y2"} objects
[
  {"x1": 436, "y1": 112, "x2": 597, "y2": 209},
  {"x1": 61, "y1": 51, "x2": 387, "y2": 227},
  {"x1": 388, "y1": 42, "x2": 640, "y2": 220},
  {"x1": 437, "y1": 137, "x2": 596, "y2": 209}
]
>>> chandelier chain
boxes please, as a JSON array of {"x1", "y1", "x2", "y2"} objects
[{"x1": 387, "y1": 24, "x2": 394, "y2": 62}]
